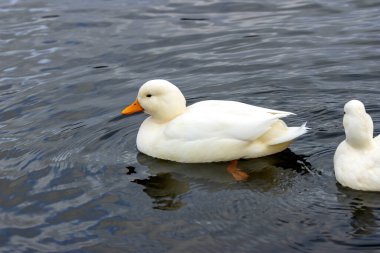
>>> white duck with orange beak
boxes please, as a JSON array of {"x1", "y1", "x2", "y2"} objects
[{"x1": 122, "y1": 80, "x2": 308, "y2": 165}]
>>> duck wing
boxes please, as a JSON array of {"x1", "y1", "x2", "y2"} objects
[
  {"x1": 164, "y1": 100, "x2": 290, "y2": 142},
  {"x1": 191, "y1": 100, "x2": 295, "y2": 117}
]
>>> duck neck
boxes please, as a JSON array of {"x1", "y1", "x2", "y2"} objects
[
  {"x1": 345, "y1": 126, "x2": 374, "y2": 149},
  {"x1": 344, "y1": 113, "x2": 375, "y2": 149},
  {"x1": 346, "y1": 137, "x2": 374, "y2": 149},
  {"x1": 151, "y1": 108, "x2": 185, "y2": 123},
  {"x1": 150, "y1": 95, "x2": 186, "y2": 123}
]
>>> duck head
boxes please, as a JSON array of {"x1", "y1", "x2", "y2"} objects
[
  {"x1": 343, "y1": 100, "x2": 374, "y2": 148},
  {"x1": 122, "y1": 80, "x2": 186, "y2": 122}
]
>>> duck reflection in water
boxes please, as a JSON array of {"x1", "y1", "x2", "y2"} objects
[
  {"x1": 131, "y1": 149, "x2": 313, "y2": 210},
  {"x1": 133, "y1": 173, "x2": 189, "y2": 211},
  {"x1": 337, "y1": 186, "x2": 380, "y2": 236}
]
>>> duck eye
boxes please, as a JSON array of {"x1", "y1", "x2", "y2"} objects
[{"x1": 146, "y1": 94, "x2": 152, "y2": 98}]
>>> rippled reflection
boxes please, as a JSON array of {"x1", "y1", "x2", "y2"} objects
[
  {"x1": 337, "y1": 186, "x2": 380, "y2": 237},
  {"x1": 133, "y1": 173, "x2": 189, "y2": 210},
  {"x1": 351, "y1": 205, "x2": 377, "y2": 236},
  {"x1": 133, "y1": 149, "x2": 313, "y2": 210}
]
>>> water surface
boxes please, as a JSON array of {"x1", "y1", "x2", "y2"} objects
[{"x1": 1, "y1": 0, "x2": 380, "y2": 252}]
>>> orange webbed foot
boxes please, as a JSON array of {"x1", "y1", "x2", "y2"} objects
[{"x1": 227, "y1": 160, "x2": 249, "y2": 182}]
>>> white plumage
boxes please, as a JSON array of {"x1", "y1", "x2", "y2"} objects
[
  {"x1": 334, "y1": 100, "x2": 380, "y2": 191},
  {"x1": 122, "y1": 80, "x2": 308, "y2": 163}
]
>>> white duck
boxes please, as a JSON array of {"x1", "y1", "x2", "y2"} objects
[
  {"x1": 121, "y1": 80, "x2": 307, "y2": 165},
  {"x1": 334, "y1": 100, "x2": 380, "y2": 191}
]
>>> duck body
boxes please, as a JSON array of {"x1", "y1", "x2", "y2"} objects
[
  {"x1": 123, "y1": 80, "x2": 308, "y2": 163},
  {"x1": 334, "y1": 100, "x2": 380, "y2": 191}
]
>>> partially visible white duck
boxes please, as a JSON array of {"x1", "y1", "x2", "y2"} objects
[
  {"x1": 334, "y1": 100, "x2": 380, "y2": 191},
  {"x1": 121, "y1": 80, "x2": 307, "y2": 165}
]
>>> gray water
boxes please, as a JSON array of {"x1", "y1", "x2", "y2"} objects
[{"x1": 1, "y1": 0, "x2": 380, "y2": 252}]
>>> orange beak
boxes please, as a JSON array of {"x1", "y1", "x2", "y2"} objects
[{"x1": 121, "y1": 98, "x2": 144, "y2": 115}]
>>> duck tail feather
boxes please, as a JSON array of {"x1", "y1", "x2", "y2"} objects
[{"x1": 268, "y1": 122, "x2": 309, "y2": 145}]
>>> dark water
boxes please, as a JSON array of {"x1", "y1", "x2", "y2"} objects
[{"x1": 1, "y1": 0, "x2": 380, "y2": 252}]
